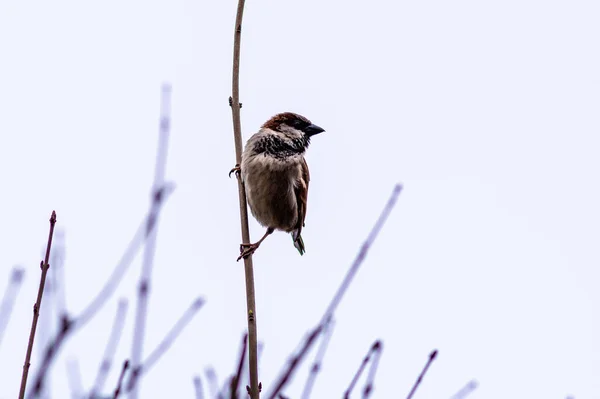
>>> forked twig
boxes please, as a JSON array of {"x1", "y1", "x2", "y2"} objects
[
  {"x1": 18, "y1": 211, "x2": 57, "y2": 399},
  {"x1": 406, "y1": 350, "x2": 438, "y2": 399},
  {"x1": 343, "y1": 341, "x2": 383, "y2": 398},
  {"x1": 267, "y1": 184, "x2": 403, "y2": 399},
  {"x1": 129, "y1": 83, "x2": 173, "y2": 399}
]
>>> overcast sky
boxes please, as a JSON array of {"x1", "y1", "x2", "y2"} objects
[{"x1": 1, "y1": 0, "x2": 599, "y2": 398}]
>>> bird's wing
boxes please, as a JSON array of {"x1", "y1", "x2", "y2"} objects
[{"x1": 294, "y1": 157, "x2": 310, "y2": 233}]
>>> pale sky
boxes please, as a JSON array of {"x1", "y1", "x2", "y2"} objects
[{"x1": 1, "y1": 0, "x2": 599, "y2": 398}]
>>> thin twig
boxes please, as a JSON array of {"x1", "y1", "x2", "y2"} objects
[
  {"x1": 193, "y1": 376, "x2": 204, "y2": 399},
  {"x1": 300, "y1": 319, "x2": 336, "y2": 399},
  {"x1": 0, "y1": 266, "x2": 25, "y2": 347},
  {"x1": 267, "y1": 184, "x2": 403, "y2": 399},
  {"x1": 89, "y1": 299, "x2": 129, "y2": 398},
  {"x1": 27, "y1": 184, "x2": 174, "y2": 398},
  {"x1": 205, "y1": 367, "x2": 222, "y2": 399},
  {"x1": 343, "y1": 341, "x2": 382, "y2": 398},
  {"x1": 129, "y1": 83, "x2": 173, "y2": 399},
  {"x1": 112, "y1": 360, "x2": 129, "y2": 399},
  {"x1": 449, "y1": 379, "x2": 478, "y2": 399},
  {"x1": 230, "y1": 333, "x2": 248, "y2": 399},
  {"x1": 406, "y1": 350, "x2": 438, "y2": 399},
  {"x1": 50, "y1": 230, "x2": 67, "y2": 318},
  {"x1": 228, "y1": 0, "x2": 258, "y2": 397},
  {"x1": 127, "y1": 297, "x2": 205, "y2": 392},
  {"x1": 362, "y1": 341, "x2": 382, "y2": 398},
  {"x1": 19, "y1": 210, "x2": 57, "y2": 399},
  {"x1": 66, "y1": 358, "x2": 84, "y2": 399}
]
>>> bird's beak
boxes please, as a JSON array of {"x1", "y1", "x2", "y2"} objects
[{"x1": 304, "y1": 124, "x2": 325, "y2": 136}]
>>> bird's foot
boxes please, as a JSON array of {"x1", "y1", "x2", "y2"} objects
[
  {"x1": 237, "y1": 242, "x2": 259, "y2": 261},
  {"x1": 229, "y1": 164, "x2": 241, "y2": 178}
]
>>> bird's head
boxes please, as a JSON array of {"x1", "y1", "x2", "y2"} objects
[{"x1": 262, "y1": 112, "x2": 325, "y2": 143}]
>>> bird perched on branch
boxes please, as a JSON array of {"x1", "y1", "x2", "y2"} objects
[{"x1": 230, "y1": 112, "x2": 325, "y2": 261}]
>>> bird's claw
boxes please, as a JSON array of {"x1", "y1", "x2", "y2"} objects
[
  {"x1": 237, "y1": 243, "x2": 258, "y2": 261},
  {"x1": 229, "y1": 164, "x2": 241, "y2": 178}
]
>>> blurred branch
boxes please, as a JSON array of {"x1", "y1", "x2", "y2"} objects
[
  {"x1": 300, "y1": 319, "x2": 335, "y2": 399},
  {"x1": 230, "y1": 333, "x2": 248, "y2": 399},
  {"x1": 406, "y1": 350, "x2": 438, "y2": 399},
  {"x1": 193, "y1": 376, "x2": 204, "y2": 399},
  {"x1": 50, "y1": 230, "x2": 67, "y2": 317},
  {"x1": 89, "y1": 299, "x2": 129, "y2": 398},
  {"x1": 27, "y1": 183, "x2": 174, "y2": 399},
  {"x1": 0, "y1": 266, "x2": 25, "y2": 347},
  {"x1": 205, "y1": 367, "x2": 222, "y2": 399},
  {"x1": 228, "y1": 0, "x2": 259, "y2": 397},
  {"x1": 19, "y1": 210, "x2": 57, "y2": 399},
  {"x1": 343, "y1": 340, "x2": 382, "y2": 399},
  {"x1": 449, "y1": 379, "x2": 478, "y2": 399},
  {"x1": 127, "y1": 297, "x2": 205, "y2": 392},
  {"x1": 129, "y1": 83, "x2": 173, "y2": 399},
  {"x1": 267, "y1": 184, "x2": 403, "y2": 399},
  {"x1": 112, "y1": 360, "x2": 129, "y2": 399},
  {"x1": 66, "y1": 358, "x2": 84, "y2": 399}
]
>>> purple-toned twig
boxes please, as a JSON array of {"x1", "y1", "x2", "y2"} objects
[
  {"x1": 49, "y1": 230, "x2": 67, "y2": 318},
  {"x1": 0, "y1": 266, "x2": 25, "y2": 347},
  {"x1": 266, "y1": 184, "x2": 403, "y2": 399},
  {"x1": 449, "y1": 379, "x2": 478, "y2": 399},
  {"x1": 27, "y1": 183, "x2": 174, "y2": 399},
  {"x1": 406, "y1": 350, "x2": 438, "y2": 399},
  {"x1": 229, "y1": 333, "x2": 248, "y2": 399},
  {"x1": 126, "y1": 297, "x2": 204, "y2": 392},
  {"x1": 300, "y1": 318, "x2": 336, "y2": 399},
  {"x1": 112, "y1": 360, "x2": 129, "y2": 399},
  {"x1": 193, "y1": 376, "x2": 204, "y2": 399},
  {"x1": 129, "y1": 83, "x2": 172, "y2": 399},
  {"x1": 18, "y1": 211, "x2": 57, "y2": 399},
  {"x1": 343, "y1": 340, "x2": 382, "y2": 399},
  {"x1": 205, "y1": 367, "x2": 222, "y2": 399},
  {"x1": 89, "y1": 299, "x2": 129, "y2": 398},
  {"x1": 362, "y1": 341, "x2": 382, "y2": 398},
  {"x1": 66, "y1": 358, "x2": 84, "y2": 399}
]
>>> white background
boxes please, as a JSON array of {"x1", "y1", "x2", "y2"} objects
[{"x1": 1, "y1": 0, "x2": 599, "y2": 398}]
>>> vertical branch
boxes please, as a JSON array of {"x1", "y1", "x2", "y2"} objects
[
  {"x1": 19, "y1": 211, "x2": 57, "y2": 399},
  {"x1": 406, "y1": 350, "x2": 438, "y2": 399},
  {"x1": 300, "y1": 319, "x2": 336, "y2": 399},
  {"x1": 129, "y1": 84, "x2": 172, "y2": 399},
  {"x1": 193, "y1": 376, "x2": 204, "y2": 399},
  {"x1": 228, "y1": 0, "x2": 259, "y2": 398}
]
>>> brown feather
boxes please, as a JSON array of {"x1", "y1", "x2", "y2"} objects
[{"x1": 294, "y1": 157, "x2": 310, "y2": 235}]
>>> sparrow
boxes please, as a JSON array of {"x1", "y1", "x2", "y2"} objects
[{"x1": 231, "y1": 112, "x2": 325, "y2": 261}]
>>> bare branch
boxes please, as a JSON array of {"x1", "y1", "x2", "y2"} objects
[
  {"x1": 449, "y1": 379, "x2": 478, "y2": 399},
  {"x1": 129, "y1": 83, "x2": 173, "y2": 399},
  {"x1": 127, "y1": 297, "x2": 205, "y2": 392},
  {"x1": 343, "y1": 340, "x2": 382, "y2": 399},
  {"x1": 230, "y1": 333, "x2": 248, "y2": 399},
  {"x1": 66, "y1": 358, "x2": 84, "y2": 399},
  {"x1": 112, "y1": 360, "x2": 129, "y2": 399},
  {"x1": 406, "y1": 350, "x2": 438, "y2": 399},
  {"x1": 205, "y1": 367, "x2": 222, "y2": 399},
  {"x1": 193, "y1": 376, "x2": 204, "y2": 399},
  {"x1": 228, "y1": 0, "x2": 259, "y2": 397},
  {"x1": 89, "y1": 299, "x2": 129, "y2": 398},
  {"x1": 19, "y1": 210, "x2": 57, "y2": 399},
  {"x1": 300, "y1": 319, "x2": 335, "y2": 399},
  {"x1": 0, "y1": 266, "x2": 25, "y2": 347},
  {"x1": 267, "y1": 184, "x2": 403, "y2": 399}
]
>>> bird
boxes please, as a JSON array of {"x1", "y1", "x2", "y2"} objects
[{"x1": 230, "y1": 112, "x2": 325, "y2": 261}]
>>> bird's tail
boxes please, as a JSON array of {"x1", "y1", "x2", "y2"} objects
[{"x1": 292, "y1": 232, "x2": 305, "y2": 255}]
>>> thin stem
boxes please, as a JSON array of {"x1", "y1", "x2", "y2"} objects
[
  {"x1": 300, "y1": 319, "x2": 336, "y2": 399},
  {"x1": 449, "y1": 379, "x2": 478, "y2": 399},
  {"x1": 18, "y1": 210, "x2": 57, "y2": 399},
  {"x1": 406, "y1": 350, "x2": 438, "y2": 399},
  {"x1": 193, "y1": 376, "x2": 204, "y2": 399},
  {"x1": 112, "y1": 360, "x2": 129, "y2": 399},
  {"x1": 0, "y1": 266, "x2": 25, "y2": 348},
  {"x1": 343, "y1": 341, "x2": 382, "y2": 399},
  {"x1": 267, "y1": 184, "x2": 403, "y2": 399},
  {"x1": 66, "y1": 358, "x2": 84, "y2": 399},
  {"x1": 129, "y1": 83, "x2": 173, "y2": 399},
  {"x1": 89, "y1": 299, "x2": 129, "y2": 398},
  {"x1": 229, "y1": 0, "x2": 258, "y2": 398},
  {"x1": 230, "y1": 333, "x2": 248, "y2": 399}
]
